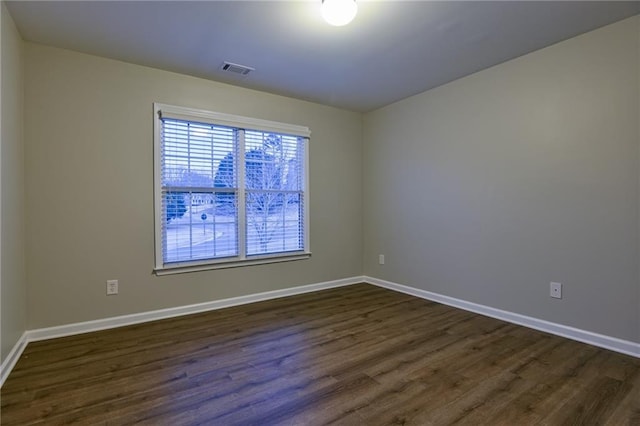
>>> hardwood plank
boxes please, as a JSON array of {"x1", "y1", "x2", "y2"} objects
[{"x1": 2, "y1": 283, "x2": 639, "y2": 425}]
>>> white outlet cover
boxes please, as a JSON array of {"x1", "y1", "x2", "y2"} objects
[
  {"x1": 550, "y1": 282, "x2": 562, "y2": 299},
  {"x1": 107, "y1": 279, "x2": 119, "y2": 295}
]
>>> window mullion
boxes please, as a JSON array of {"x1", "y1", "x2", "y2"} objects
[{"x1": 237, "y1": 129, "x2": 247, "y2": 260}]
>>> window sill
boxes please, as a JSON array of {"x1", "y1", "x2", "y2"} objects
[{"x1": 154, "y1": 252, "x2": 311, "y2": 276}]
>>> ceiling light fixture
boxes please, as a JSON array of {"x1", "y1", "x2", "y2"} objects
[{"x1": 321, "y1": 0, "x2": 358, "y2": 27}]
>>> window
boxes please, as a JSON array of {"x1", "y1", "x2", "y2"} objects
[{"x1": 153, "y1": 104, "x2": 310, "y2": 273}]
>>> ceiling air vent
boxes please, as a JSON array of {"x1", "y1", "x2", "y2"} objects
[{"x1": 221, "y1": 61, "x2": 255, "y2": 76}]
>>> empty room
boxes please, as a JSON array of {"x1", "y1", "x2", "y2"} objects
[{"x1": 1, "y1": 1, "x2": 639, "y2": 424}]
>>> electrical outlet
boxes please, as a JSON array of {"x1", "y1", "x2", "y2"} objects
[
  {"x1": 378, "y1": 254, "x2": 385, "y2": 265},
  {"x1": 106, "y1": 280, "x2": 119, "y2": 295},
  {"x1": 550, "y1": 282, "x2": 562, "y2": 299}
]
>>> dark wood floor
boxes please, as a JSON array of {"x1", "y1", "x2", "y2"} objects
[{"x1": 2, "y1": 284, "x2": 639, "y2": 425}]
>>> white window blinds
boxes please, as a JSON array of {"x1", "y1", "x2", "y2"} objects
[{"x1": 154, "y1": 104, "x2": 310, "y2": 272}]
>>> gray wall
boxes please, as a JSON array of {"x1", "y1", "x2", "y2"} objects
[
  {"x1": 363, "y1": 16, "x2": 640, "y2": 343},
  {"x1": 24, "y1": 43, "x2": 362, "y2": 329},
  {"x1": 1, "y1": 2, "x2": 26, "y2": 362}
]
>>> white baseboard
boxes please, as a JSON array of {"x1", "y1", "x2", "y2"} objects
[
  {"x1": 364, "y1": 276, "x2": 640, "y2": 359},
  {"x1": 27, "y1": 276, "x2": 364, "y2": 342},
  {"x1": 1, "y1": 331, "x2": 28, "y2": 387},
  {"x1": 3, "y1": 274, "x2": 637, "y2": 388},
  {"x1": 1, "y1": 276, "x2": 364, "y2": 387}
]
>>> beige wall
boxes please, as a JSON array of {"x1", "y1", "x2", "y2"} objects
[
  {"x1": 24, "y1": 43, "x2": 362, "y2": 328},
  {"x1": 363, "y1": 16, "x2": 640, "y2": 343},
  {"x1": 1, "y1": 2, "x2": 26, "y2": 362},
  {"x1": 13, "y1": 12, "x2": 640, "y2": 346}
]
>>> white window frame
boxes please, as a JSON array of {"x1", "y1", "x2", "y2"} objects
[{"x1": 153, "y1": 103, "x2": 311, "y2": 275}]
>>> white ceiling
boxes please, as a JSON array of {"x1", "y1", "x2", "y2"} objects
[{"x1": 6, "y1": 1, "x2": 640, "y2": 112}]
